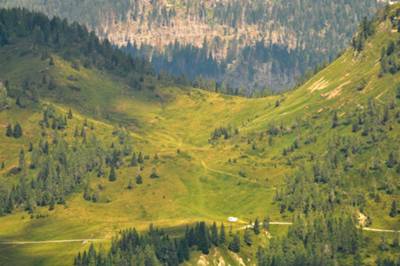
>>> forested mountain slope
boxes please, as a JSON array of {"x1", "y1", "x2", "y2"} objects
[
  {"x1": 0, "y1": 0, "x2": 381, "y2": 94},
  {"x1": 0, "y1": 4, "x2": 399, "y2": 266}
]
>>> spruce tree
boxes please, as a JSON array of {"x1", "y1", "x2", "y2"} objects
[
  {"x1": 28, "y1": 142, "x2": 33, "y2": 152},
  {"x1": 219, "y1": 223, "x2": 226, "y2": 245},
  {"x1": 136, "y1": 174, "x2": 143, "y2": 184},
  {"x1": 67, "y1": 108, "x2": 73, "y2": 119},
  {"x1": 130, "y1": 153, "x2": 138, "y2": 167},
  {"x1": 210, "y1": 222, "x2": 219, "y2": 246},
  {"x1": 387, "y1": 152, "x2": 397, "y2": 168},
  {"x1": 254, "y1": 218, "x2": 260, "y2": 235},
  {"x1": 49, "y1": 197, "x2": 55, "y2": 211},
  {"x1": 18, "y1": 148, "x2": 25, "y2": 170},
  {"x1": 332, "y1": 112, "x2": 339, "y2": 128},
  {"x1": 13, "y1": 123, "x2": 23, "y2": 138},
  {"x1": 197, "y1": 222, "x2": 210, "y2": 254},
  {"x1": 108, "y1": 166, "x2": 117, "y2": 182},
  {"x1": 390, "y1": 200, "x2": 398, "y2": 217},
  {"x1": 177, "y1": 238, "x2": 190, "y2": 262},
  {"x1": 263, "y1": 216, "x2": 270, "y2": 231},
  {"x1": 228, "y1": 233, "x2": 240, "y2": 253},
  {"x1": 138, "y1": 152, "x2": 144, "y2": 164},
  {"x1": 392, "y1": 234, "x2": 399, "y2": 248},
  {"x1": 127, "y1": 179, "x2": 134, "y2": 190},
  {"x1": 382, "y1": 106, "x2": 389, "y2": 124},
  {"x1": 150, "y1": 168, "x2": 160, "y2": 179},
  {"x1": 244, "y1": 229, "x2": 252, "y2": 246},
  {"x1": 5, "y1": 124, "x2": 13, "y2": 137}
]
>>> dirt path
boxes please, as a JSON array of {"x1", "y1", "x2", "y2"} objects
[
  {"x1": 0, "y1": 226, "x2": 397, "y2": 246},
  {"x1": 200, "y1": 159, "x2": 276, "y2": 189},
  {"x1": 239, "y1": 221, "x2": 399, "y2": 234},
  {"x1": 0, "y1": 239, "x2": 105, "y2": 245},
  {"x1": 363, "y1": 227, "x2": 399, "y2": 233},
  {"x1": 201, "y1": 160, "x2": 241, "y2": 179}
]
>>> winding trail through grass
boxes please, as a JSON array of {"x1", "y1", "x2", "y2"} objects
[{"x1": 200, "y1": 159, "x2": 241, "y2": 179}]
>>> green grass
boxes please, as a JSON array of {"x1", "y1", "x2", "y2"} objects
[{"x1": 0, "y1": 6, "x2": 400, "y2": 265}]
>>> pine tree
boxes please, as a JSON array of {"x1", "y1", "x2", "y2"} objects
[
  {"x1": 28, "y1": 142, "x2": 33, "y2": 152},
  {"x1": 332, "y1": 112, "x2": 339, "y2": 128},
  {"x1": 382, "y1": 106, "x2": 389, "y2": 124},
  {"x1": 136, "y1": 174, "x2": 143, "y2": 184},
  {"x1": 210, "y1": 222, "x2": 219, "y2": 246},
  {"x1": 244, "y1": 229, "x2": 252, "y2": 246},
  {"x1": 228, "y1": 233, "x2": 240, "y2": 253},
  {"x1": 185, "y1": 226, "x2": 196, "y2": 247},
  {"x1": 18, "y1": 148, "x2": 25, "y2": 170},
  {"x1": 108, "y1": 166, "x2": 117, "y2": 182},
  {"x1": 6, "y1": 195, "x2": 14, "y2": 213},
  {"x1": 13, "y1": 123, "x2": 23, "y2": 138},
  {"x1": 138, "y1": 152, "x2": 144, "y2": 164},
  {"x1": 197, "y1": 222, "x2": 210, "y2": 254},
  {"x1": 67, "y1": 108, "x2": 73, "y2": 119},
  {"x1": 263, "y1": 216, "x2": 270, "y2": 231},
  {"x1": 130, "y1": 153, "x2": 138, "y2": 167},
  {"x1": 49, "y1": 197, "x2": 55, "y2": 211},
  {"x1": 97, "y1": 166, "x2": 104, "y2": 177},
  {"x1": 392, "y1": 234, "x2": 399, "y2": 248},
  {"x1": 83, "y1": 186, "x2": 91, "y2": 201},
  {"x1": 74, "y1": 126, "x2": 79, "y2": 137},
  {"x1": 150, "y1": 168, "x2": 160, "y2": 179},
  {"x1": 177, "y1": 238, "x2": 190, "y2": 262},
  {"x1": 127, "y1": 179, "x2": 134, "y2": 190},
  {"x1": 80, "y1": 127, "x2": 86, "y2": 138},
  {"x1": 390, "y1": 200, "x2": 398, "y2": 217},
  {"x1": 254, "y1": 218, "x2": 260, "y2": 235},
  {"x1": 386, "y1": 152, "x2": 397, "y2": 168},
  {"x1": 219, "y1": 223, "x2": 226, "y2": 245},
  {"x1": 5, "y1": 124, "x2": 13, "y2": 137}
]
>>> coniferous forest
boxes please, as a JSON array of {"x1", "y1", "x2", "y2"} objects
[
  {"x1": 0, "y1": 2, "x2": 399, "y2": 266},
  {"x1": 0, "y1": 0, "x2": 381, "y2": 94}
]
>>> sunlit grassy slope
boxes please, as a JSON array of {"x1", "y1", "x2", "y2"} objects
[{"x1": 0, "y1": 5, "x2": 400, "y2": 266}]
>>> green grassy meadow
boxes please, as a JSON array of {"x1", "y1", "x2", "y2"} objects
[{"x1": 0, "y1": 5, "x2": 400, "y2": 266}]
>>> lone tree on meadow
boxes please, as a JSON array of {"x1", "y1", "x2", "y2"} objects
[
  {"x1": 108, "y1": 166, "x2": 117, "y2": 182},
  {"x1": 5, "y1": 124, "x2": 13, "y2": 137},
  {"x1": 13, "y1": 122, "x2": 23, "y2": 138},
  {"x1": 127, "y1": 179, "x2": 134, "y2": 190},
  {"x1": 390, "y1": 200, "x2": 398, "y2": 217},
  {"x1": 67, "y1": 108, "x2": 73, "y2": 119},
  {"x1": 332, "y1": 112, "x2": 339, "y2": 128},
  {"x1": 150, "y1": 168, "x2": 160, "y2": 179},
  {"x1": 136, "y1": 174, "x2": 143, "y2": 184}
]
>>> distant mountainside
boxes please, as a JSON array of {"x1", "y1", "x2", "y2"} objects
[{"x1": 0, "y1": 0, "x2": 381, "y2": 94}]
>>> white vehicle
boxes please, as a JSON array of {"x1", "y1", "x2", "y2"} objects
[{"x1": 228, "y1": 217, "x2": 238, "y2": 223}]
